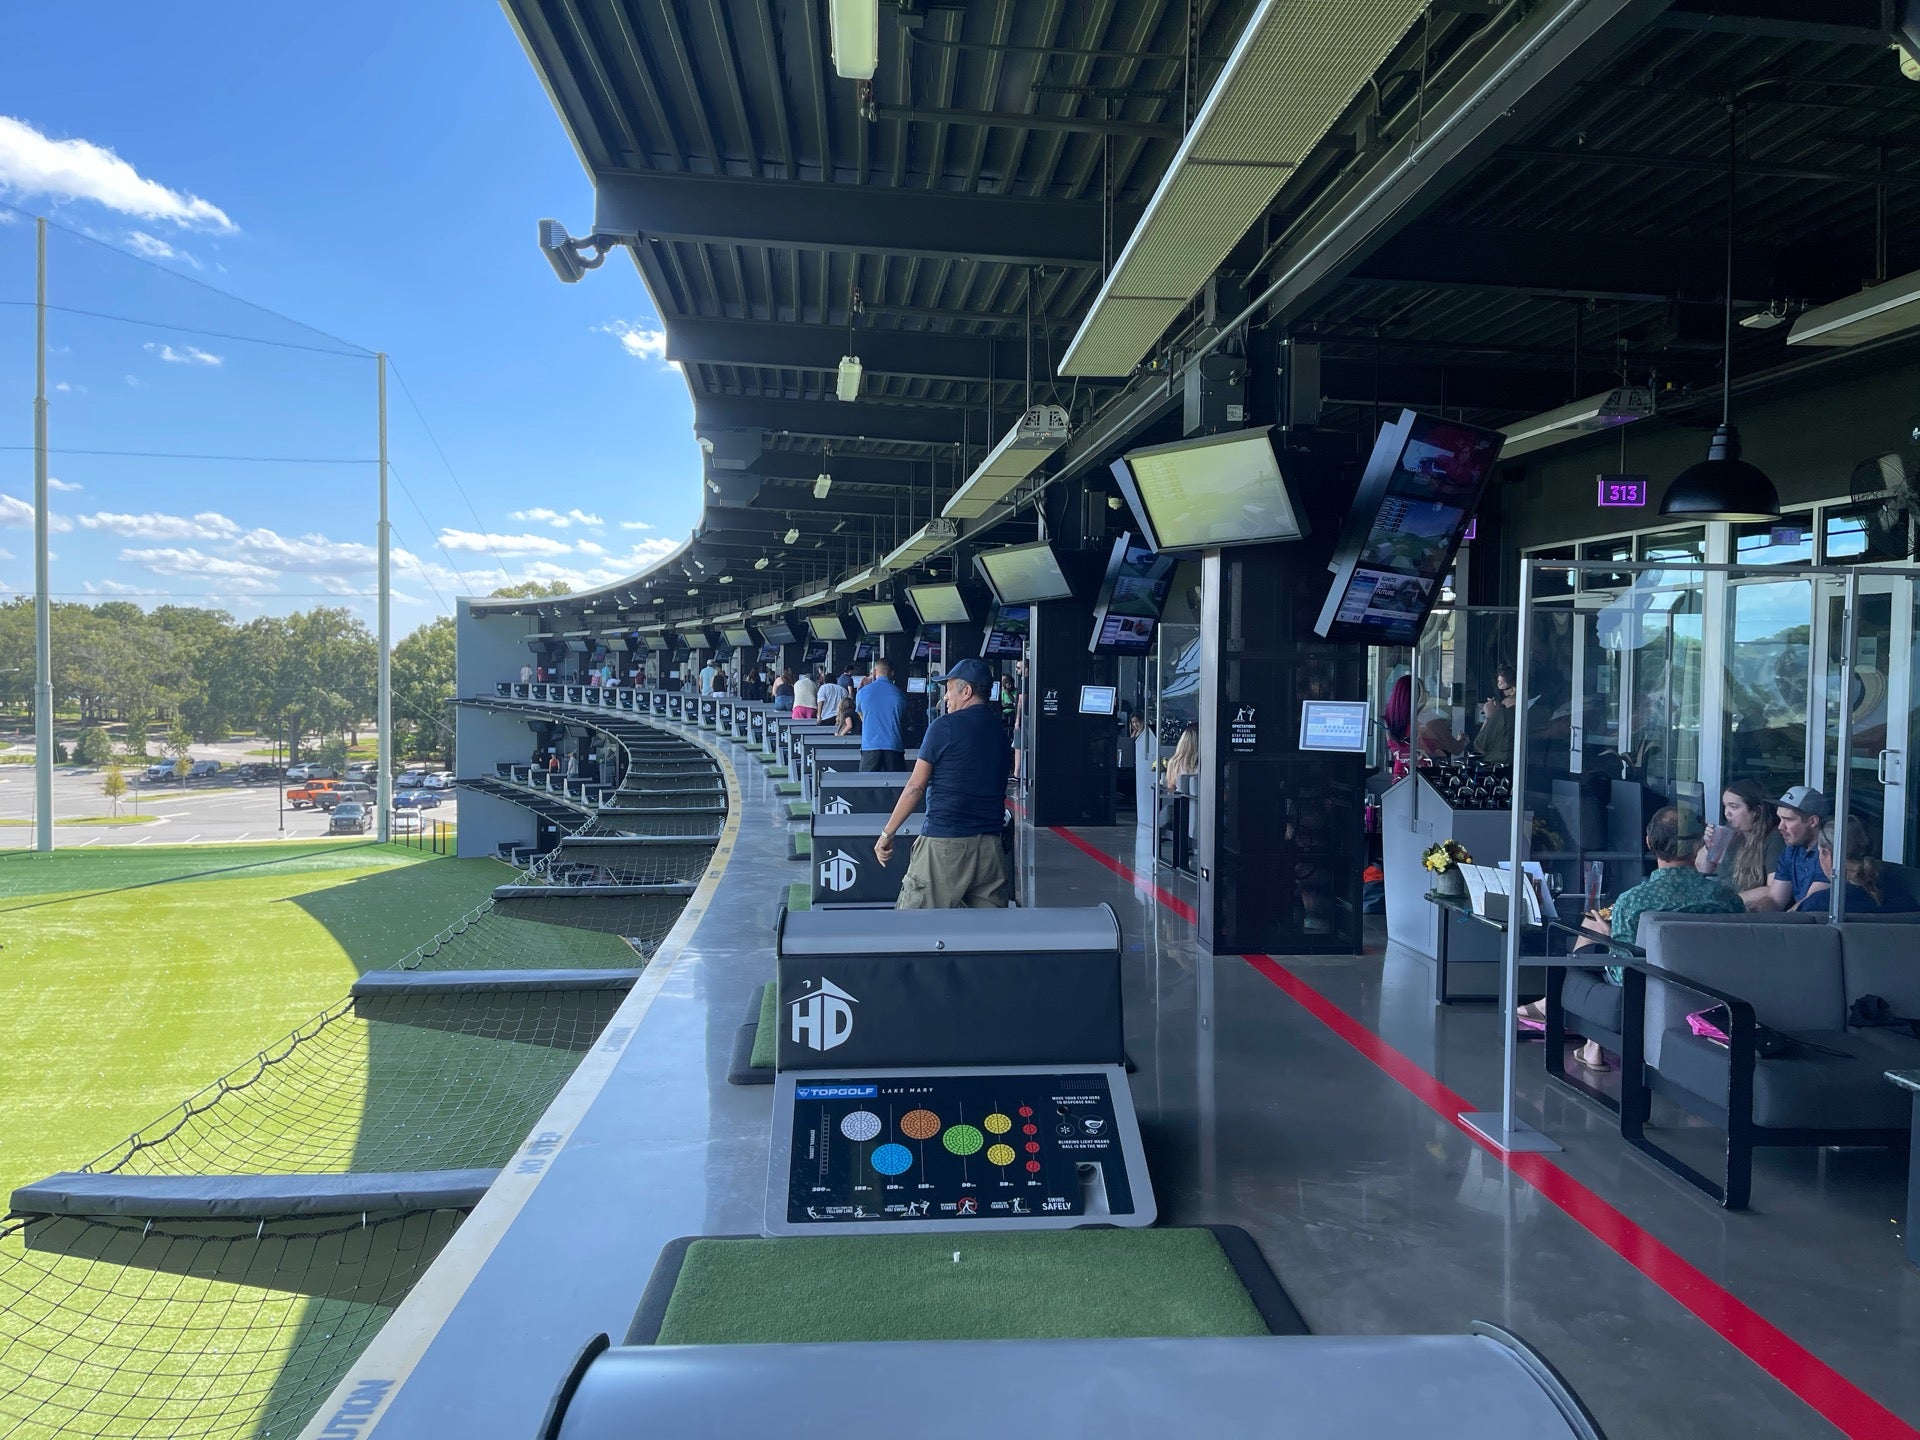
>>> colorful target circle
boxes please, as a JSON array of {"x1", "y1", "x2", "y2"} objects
[
  {"x1": 899, "y1": 1109, "x2": 942, "y2": 1141},
  {"x1": 1024, "y1": 1141, "x2": 1040, "y2": 1154},
  {"x1": 987, "y1": 1143, "x2": 1016, "y2": 1167},
  {"x1": 942, "y1": 1124, "x2": 984, "y2": 1156},
  {"x1": 839, "y1": 1111, "x2": 882, "y2": 1142},
  {"x1": 1025, "y1": 1160, "x2": 1043, "y2": 1173},
  {"x1": 984, "y1": 1113, "x2": 1013, "y2": 1135},
  {"x1": 870, "y1": 1144, "x2": 913, "y2": 1176}
]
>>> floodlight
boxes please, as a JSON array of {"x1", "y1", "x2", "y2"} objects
[
  {"x1": 830, "y1": 0, "x2": 880, "y2": 80},
  {"x1": 537, "y1": 219, "x2": 609, "y2": 285},
  {"x1": 814, "y1": 472, "x2": 832, "y2": 499},
  {"x1": 755, "y1": 557, "x2": 770, "y2": 570},
  {"x1": 837, "y1": 355, "x2": 863, "y2": 401},
  {"x1": 784, "y1": 527, "x2": 801, "y2": 544}
]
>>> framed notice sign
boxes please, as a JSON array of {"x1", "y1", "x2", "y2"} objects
[{"x1": 1298, "y1": 700, "x2": 1369, "y2": 753}]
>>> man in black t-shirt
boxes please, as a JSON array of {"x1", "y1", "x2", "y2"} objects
[{"x1": 875, "y1": 658, "x2": 1012, "y2": 908}]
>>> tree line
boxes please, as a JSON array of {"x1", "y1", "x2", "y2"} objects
[{"x1": 0, "y1": 597, "x2": 456, "y2": 763}]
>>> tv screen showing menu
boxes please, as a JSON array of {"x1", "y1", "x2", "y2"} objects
[
  {"x1": 975, "y1": 541, "x2": 1075, "y2": 604},
  {"x1": 1315, "y1": 410, "x2": 1505, "y2": 646},
  {"x1": 980, "y1": 604, "x2": 1030, "y2": 659},
  {"x1": 722, "y1": 627, "x2": 754, "y2": 647},
  {"x1": 1087, "y1": 532, "x2": 1177, "y2": 655},
  {"x1": 906, "y1": 583, "x2": 971, "y2": 625},
  {"x1": 912, "y1": 633, "x2": 942, "y2": 663},
  {"x1": 1110, "y1": 426, "x2": 1305, "y2": 552},
  {"x1": 758, "y1": 643, "x2": 781, "y2": 663},
  {"x1": 854, "y1": 602, "x2": 906, "y2": 634},
  {"x1": 807, "y1": 615, "x2": 849, "y2": 642}
]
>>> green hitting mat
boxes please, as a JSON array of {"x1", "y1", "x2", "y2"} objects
[{"x1": 628, "y1": 1229, "x2": 1302, "y2": 1346}]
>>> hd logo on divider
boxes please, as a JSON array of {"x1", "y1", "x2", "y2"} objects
[
  {"x1": 822, "y1": 794, "x2": 853, "y2": 816},
  {"x1": 789, "y1": 978, "x2": 859, "y2": 1051},
  {"x1": 819, "y1": 848, "x2": 860, "y2": 893}
]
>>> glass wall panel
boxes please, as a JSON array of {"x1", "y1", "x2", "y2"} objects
[
  {"x1": 1724, "y1": 579, "x2": 1812, "y2": 803},
  {"x1": 1733, "y1": 516, "x2": 1813, "y2": 566}
]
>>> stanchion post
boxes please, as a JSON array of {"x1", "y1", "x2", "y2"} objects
[{"x1": 32, "y1": 217, "x2": 53, "y2": 854}]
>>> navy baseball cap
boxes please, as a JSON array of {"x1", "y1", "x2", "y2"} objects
[{"x1": 946, "y1": 658, "x2": 995, "y2": 694}]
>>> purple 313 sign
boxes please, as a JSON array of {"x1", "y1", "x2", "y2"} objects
[{"x1": 1596, "y1": 474, "x2": 1649, "y2": 508}]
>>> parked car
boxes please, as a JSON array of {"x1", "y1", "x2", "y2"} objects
[
  {"x1": 423, "y1": 771, "x2": 456, "y2": 790},
  {"x1": 316, "y1": 783, "x2": 375, "y2": 812},
  {"x1": 287, "y1": 763, "x2": 341, "y2": 782},
  {"x1": 392, "y1": 790, "x2": 442, "y2": 810},
  {"x1": 143, "y1": 763, "x2": 174, "y2": 783},
  {"x1": 287, "y1": 779, "x2": 341, "y2": 809},
  {"x1": 394, "y1": 770, "x2": 428, "y2": 789},
  {"x1": 187, "y1": 760, "x2": 223, "y2": 779},
  {"x1": 327, "y1": 802, "x2": 371, "y2": 835}
]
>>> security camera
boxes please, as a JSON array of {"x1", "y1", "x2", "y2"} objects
[{"x1": 538, "y1": 219, "x2": 610, "y2": 284}]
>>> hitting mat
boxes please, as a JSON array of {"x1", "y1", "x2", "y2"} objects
[{"x1": 625, "y1": 1227, "x2": 1305, "y2": 1346}]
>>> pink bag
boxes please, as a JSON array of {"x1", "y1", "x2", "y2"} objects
[{"x1": 1686, "y1": 1007, "x2": 1730, "y2": 1044}]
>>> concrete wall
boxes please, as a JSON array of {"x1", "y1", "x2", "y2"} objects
[{"x1": 1495, "y1": 356, "x2": 1920, "y2": 575}]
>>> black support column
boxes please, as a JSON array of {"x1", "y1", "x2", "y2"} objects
[{"x1": 1028, "y1": 597, "x2": 1116, "y2": 828}]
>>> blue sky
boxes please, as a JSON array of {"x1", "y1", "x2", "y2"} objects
[{"x1": 0, "y1": 0, "x2": 697, "y2": 626}]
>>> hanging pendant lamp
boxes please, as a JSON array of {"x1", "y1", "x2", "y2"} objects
[{"x1": 1659, "y1": 102, "x2": 1780, "y2": 523}]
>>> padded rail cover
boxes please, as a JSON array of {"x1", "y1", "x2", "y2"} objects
[
  {"x1": 12, "y1": 1169, "x2": 501, "y2": 1218},
  {"x1": 545, "y1": 1332, "x2": 1603, "y2": 1440},
  {"x1": 352, "y1": 968, "x2": 644, "y2": 996},
  {"x1": 491, "y1": 884, "x2": 697, "y2": 900}
]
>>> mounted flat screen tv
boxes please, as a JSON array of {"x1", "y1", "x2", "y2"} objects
[
  {"x1": 758, "y1": 643, "x2": 781, "y2": 663},
  {"x1": 853, "y1": 639, "x2": 876, "y2": 662},
  {"x1": 678, "y1": 629, "x2": 718, "y2": 650},
  {"x1": 912, "y1": 633, "x2": 942, "y2": 663},
  {"x1": 761, "y1": 619, "x2": 799, "y2": 646},
  {"x1": 906, "y1": 582, "x2": 972, "y2": 625},
  {"x1": 975, "y1": 541, "x2": 1075, "y2": 605},
  {"x1": 1315, "y1": 409, "x2": 1505, "y2": 646},
  {"x1": 1109, "y1": 426, "x2": 1305, "y2": 552},
  {"x1": 803, "y1": 642, "x2": 829, "y2": 665},
  {"x1": 854, "y1": 602, "x2": 906, "y2": 634},
  {"x1": 807, "y1": 614, "x2": 849, "y2": 642},
  {"x1": 980, "y1": 604, "x2": 1030, "y2": 659},
  {"x1": 1087, "y1": 532, "x2": 1177, "y2": 655},
  {"x1": 722, "y1": 627, "x2": 754, "y2": 647}
]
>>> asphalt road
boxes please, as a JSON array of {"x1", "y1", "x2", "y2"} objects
[{"x1": 0, "y1": 737, "x2": 457, "y2": 849}]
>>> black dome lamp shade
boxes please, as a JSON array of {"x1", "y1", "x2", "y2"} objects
[{"x1": 1658, "y1": 102, "x2": 1780, "y2": 523}]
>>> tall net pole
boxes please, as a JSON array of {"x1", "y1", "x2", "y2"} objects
[
  {"x1": 377, "y1": 352, "x2": 392, "y2": 842},
  {"x1": 33, "y1": 217, "x2": 53, "y2": 854}
]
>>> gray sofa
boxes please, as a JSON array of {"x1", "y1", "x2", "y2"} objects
[{"x1": 1615, "y1": 914, "x2": 1920, "y2": 1208}]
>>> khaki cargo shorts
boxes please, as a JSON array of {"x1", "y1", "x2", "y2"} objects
[{"x1": 896, "y1": 832, "x2": 1010, "y2": 910}]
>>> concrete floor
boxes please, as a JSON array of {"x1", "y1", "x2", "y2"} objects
[{"x1": 351, "y1": 718, "x2": 1918, "y2": 1440}]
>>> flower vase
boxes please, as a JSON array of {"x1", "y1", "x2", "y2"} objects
[{"x1": 1432, "y1": 866, "x2": 1468, "y2": 899}]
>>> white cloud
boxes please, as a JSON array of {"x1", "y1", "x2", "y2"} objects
[
  {"x1": 229, "y1": 527, "x2": 377, "y2": 574},
  {"x1": 509, "y1": 506, "x2": 604, "y2": 529},
  {"x1": 595, "y1": 320, "x2": 671, "y2": 365},
  {"x1": 123, "y1": 374, "x2": 145, "y2": 388},
  {"x1": 78, "y1": 509, "x2": 238, "y2": 540},
  {"x1": 0, "y1": 493, "x2": 72, "y2": 532},
  {"x1": 143, "y1": 341, "x2": 222, "y2": 366},
  {"x1": 119, "y1": 546, "x2": 275, "y2": 588},
  {"x1": 0, "y1": 547, "x2": 12, "y2": 560},
  {"x1": 619, "y1": 519, "x2": 655, "y2": 531},
  {"x1": 46, "y1": 477, "x2": 80, "y2": 492},
  {"x1": 84, "y1": 578, "x2": 144, "y2": 595},
  {"x1": 0, "y1": 115, "x2": 236, "y2": 232},
  {"x1": 574, "y1": 539, "x2": 608, "y2": 556},
  {"x1": 124, "y1": 230, "x2": 202, "y2": 268},
  {"x1": 438, "y1": 529, "x2": 575, "y2": 557}
]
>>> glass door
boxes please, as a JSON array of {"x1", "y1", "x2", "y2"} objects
[
  {"x1": 1722, "y1": 578, "x2": 1814, "y2": 808},
  {"x1": 1814, "y1": 578, "x2": 1913, "y2": 862}
]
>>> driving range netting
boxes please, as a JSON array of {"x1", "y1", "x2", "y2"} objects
[{"x1": 0, "y1": 795, "x2": 719, "y2": 1436}]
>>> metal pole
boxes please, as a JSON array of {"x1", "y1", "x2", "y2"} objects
[
  {"x1": 376, "y1": 353, "x2": 392, "y2": 843},
  {"x1": 1461, "y1": 554, "x2": 1560, "y2": 1153},
  {"x1": 1829, "y1": 571, "x2": 1858, "y2": 925},
  {"x1": 32, "y1": 217, "x2": 53, "y2": 854}
]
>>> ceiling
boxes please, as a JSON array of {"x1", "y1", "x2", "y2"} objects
[{"x1": 489, "y1": 0, "x2": 1920, "y2": 622}]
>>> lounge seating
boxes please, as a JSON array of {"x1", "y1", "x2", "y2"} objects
[{"x1": 1616, "y1": 914, "x2": 1920, "y2": 1207}]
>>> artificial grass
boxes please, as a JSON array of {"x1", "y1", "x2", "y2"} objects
[
  {"x1": 786, "y1": 800, "x2": 813, "y2": 819},
  {"x1": 790, "y1": 833, "x2": 813, "y2": 860},
  {"x1": 754, "y1": 755, "x2": 779, "y2": 768},
  {"x1": 775, "y1": 781, "x2": 802, "y2": 797},
  {"x1": 655, "y1": 1231, "x2": 1271, "y2": 1345},
  {"x1": 748, "y1": 982, "x2": 779, "y2": 1070},
  {"x1": 786, "y1": 882, "x2": 810, "y2": 912}
]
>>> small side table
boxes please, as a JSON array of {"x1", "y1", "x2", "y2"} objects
[{"x1": 1887, "y1": 1070, "x2": 1920, "y2": 1267}]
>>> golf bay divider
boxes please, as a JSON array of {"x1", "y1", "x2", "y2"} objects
[
  {"x1": 767, "y1": 904, "x2": 1150, "y2": 1236},
  {"x1": 816, "y1": 770, "x2": 920, "y2": 816},
  {"x1": 807, "y1": 812, "x2": 925, "y2": 907}
]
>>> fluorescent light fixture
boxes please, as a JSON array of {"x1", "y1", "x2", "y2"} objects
[
  {"x1": 754, "y1": 557, "x2": 770, "y2": 570},
  {"x1": 796, "y1": 587, "x2": 835, "y2": 608},
  {"x1": 652, "y1": 596, "x2": 666, "y2": 604},
  {"x1": 1739, "y1": 305, "x2": 1787, "y2": 331},
  {"x1": 829, "y1": 0, "x2": 879, "y2": 80},
  {"x1": 719, "y1": 575, "x2": 734, "y2": 583},
  {"x1": 784, "y1": 527, "x2": 801, "y2": 544},
  {"x1": 943, "y1": 404, "x2": 1071, "y2": 519},
  {"x1": 881, "y1": 518, "x2": 959, "y2": 572},
  {"x1": 836, "y1": 355, "x2": 863, "y2": 401},
  {"x1": 834, "y1": 566, "x2": 881, "y2": 595},
  {"x1": 1499, "y1": 386, "x2": 1655, "y2": 459},
  {"x1": 1787, "y1": 267, "x2": 1920, "y2": 347},
  {"x1": 814, "y1": 472, "x2": 833, "y2": 499}
]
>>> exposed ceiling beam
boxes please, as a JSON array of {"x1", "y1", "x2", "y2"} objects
[
  {"x1": 1502, "y1": 144, "x2": 1920, "y2": 189},
  {"x1": 1349, "y1": 225, "x2": 1779, "y2": 304},
  {"x1": 594, "y1": 170, "x2": 1139, "y2": 268},
  {"x1": 1254, "y1": 0, "x2": 1676, "y2": 325},
  {"x1": 870, "y1": 104, "x2": 1183, "y2": 141},
  {"x1": 1660, "y1": 3, "x2": 1893, "y2": 46},
  {"x1": 748, "y1": 453, "x2": 924, "y2": 488},
  {"x1": 1317, "y1": 358, "x2": 1626, "y2": 413},
  {"x1": 694, "y1": 394, "x2": 974, "y2": 447},
  {"x1": 665, "y1": 317, "x2": 1030, "y2": 381}
]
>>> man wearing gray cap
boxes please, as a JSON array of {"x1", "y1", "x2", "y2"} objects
[
  {"x1": 1756, "y1": 784, "x2": 1831, "y2": 911},
  {"x1": 874, "y1": 657, "x2": 1012, "y2": 908}
]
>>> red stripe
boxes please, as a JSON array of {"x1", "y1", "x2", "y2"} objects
[{"x1": 1045, "y1": 822, "x2": 1918, "y2": 1440}]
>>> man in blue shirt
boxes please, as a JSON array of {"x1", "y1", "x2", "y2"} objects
[
  {"x1": 855, "y1": 659, "x2": 908, "y2": 772},
  {"x1": 1759, "y1": 784, "x2": 1830, "y2": 910},
  {"x1": 875, "y1": 658, "x2": 1012, "y2": 909}
]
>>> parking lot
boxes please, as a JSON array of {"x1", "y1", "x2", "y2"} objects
[{"x1": 0, "y1": 738, "x2": 457, "y2": 848}]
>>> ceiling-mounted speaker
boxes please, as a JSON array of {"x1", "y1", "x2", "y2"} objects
[{"x1": 1283, "y1": 340, "x2": 1322, "y2": 429}]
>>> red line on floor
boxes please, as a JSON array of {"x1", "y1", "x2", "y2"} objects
[{"x1": 1044, "y1": 821, "x2": 1918, "y2": 1440}]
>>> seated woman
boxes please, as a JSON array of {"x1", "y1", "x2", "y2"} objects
[
  {"x1": 1798, "y1": 817, "x2": 1913, "y2": 915},
  {"x1": 1519, "y1": 806, "x2": 1741, "y2": 1071},
  {"x1": 1694, "y1": 778, "x2": 1782, "y2": 909}
]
